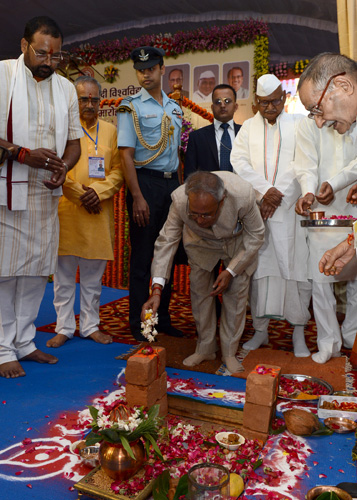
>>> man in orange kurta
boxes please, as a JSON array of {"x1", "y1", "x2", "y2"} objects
[{"x1": 47, "y1": 76, "x2": 123, "y2": 348}]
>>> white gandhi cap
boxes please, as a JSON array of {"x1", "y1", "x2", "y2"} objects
[
  {"x1": 256, "y1": 74, "x2": 281, "y2": 97},
  {"x1": 199, "y1": 70, "x2": 215, "y2": 79}
]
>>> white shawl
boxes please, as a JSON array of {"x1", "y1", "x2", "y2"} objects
[{"x1": 0, "y1": 54, "x2": 69, "y2": 210}]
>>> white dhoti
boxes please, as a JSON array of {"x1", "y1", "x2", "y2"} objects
[
  {"x1": 251, "y1": 277, "x2": 311, "y2": 329},
  {"x1": 53, "y1": 255, "x2": 107, "y2": 338},
  {"x1": 0, "y1": 276, "x2": 48, "y2": 363}
]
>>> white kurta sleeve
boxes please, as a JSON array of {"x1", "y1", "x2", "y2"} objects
[
  {"x1": 294, "y1": 118, "x2": 320, "y2": 196},
  {"x1": 231, "y1": 122, "x2": 273, "y2": 199}
]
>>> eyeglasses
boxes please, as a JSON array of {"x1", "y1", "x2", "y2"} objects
[
  {"x1": 213, "y1": 98, "x2": 234, "y2": 106},
  {"x1": 78, "y1": 97, "x2": 101, "y2": 105},
  {"x1": 186, "y1": 199, "x2": 223, "y2": 220},
  {"x1": 29, "y1": 44, "x2": 63, "y2": 62},
  {"x1": 256, "y1": 96, "x2": 284, "y2": 108},
  {"x1": 308, "y1": 72, "x2": 346, "y2": 119}
]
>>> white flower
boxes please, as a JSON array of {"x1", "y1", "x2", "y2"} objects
[{"x1": 141, "y1": 309, "x2": 159, "y2": 342}]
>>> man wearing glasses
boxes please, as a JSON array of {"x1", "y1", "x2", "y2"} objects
[
  {"x1": 47, "y1": 76, "x2": 123, "y2": 349},
  {"x1": 184, "y1": 84, "x2": 240, "y2": 178},
  {"x1": 231, "y1": 74, "x2": 311, "y2": 358},
  {"x1": 141, "y1": 171, "x2": 264, "y2": 374},
  {"x1": 0, "y1": 16, "x2": 82, "y2": 378},
  {"x1": 294, "y1": 53, "x2": 357, "y2": 364}
]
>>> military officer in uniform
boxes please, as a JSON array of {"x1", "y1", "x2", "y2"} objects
[{"x1": 117, "y1": 46, "x2": 183, "y2": 341}]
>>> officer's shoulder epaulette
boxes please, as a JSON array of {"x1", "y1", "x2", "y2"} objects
[{"x1": 117, "y1": 97, "x2": 133, "y2": 113}]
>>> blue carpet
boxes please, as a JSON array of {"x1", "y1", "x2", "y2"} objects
[{"x1": 1, "y1": 285, "x2": 356, "y2": 499}]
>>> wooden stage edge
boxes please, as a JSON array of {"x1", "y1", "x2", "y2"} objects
[{"x1": 168, "y1": 395, "x2": 243, "y2": 427}]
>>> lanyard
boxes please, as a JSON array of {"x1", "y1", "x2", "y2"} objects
[
  {"x1": 82, "y1": 122, "x2": 99, "y2": 155},
  {"x1": 263, "y1": 119, "x2": 281, "y2": 186}
]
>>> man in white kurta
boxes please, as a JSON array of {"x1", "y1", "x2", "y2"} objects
[
  {"x1": 295, "y1": 117, "x2": 357, "y2": 363},
  {"x1": 47, "y1": 76, "x2": 124, "y2": 348},
  {"x1": 0, "y1": 17, "x2": 82, "y2": 378},
  {"x1": 231, "y1": 74, "x2": 311, "y2": 357}
]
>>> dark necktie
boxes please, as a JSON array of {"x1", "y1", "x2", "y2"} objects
[{"x1": 220, "y1": 123, "x2": 232, "y2": 171}]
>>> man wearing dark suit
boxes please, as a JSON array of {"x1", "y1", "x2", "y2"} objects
[{"x1": 184, "y1": 84, "x2": 240, "y2": 179}]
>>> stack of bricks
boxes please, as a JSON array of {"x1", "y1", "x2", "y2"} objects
[
  {"x1": 125, "y1": 346, "x2": 168, "y2": 417},
  {"x1": 242, "y1": 364, "x2": 281, "y2": 444}
]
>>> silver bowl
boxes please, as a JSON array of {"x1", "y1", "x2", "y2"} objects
[{"x1": 79, "y1": 445, "x2": 100, "y2": 468}]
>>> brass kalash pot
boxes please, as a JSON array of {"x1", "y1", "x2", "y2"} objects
[{"x1": 99, "y1": 404, "x2": 146, "y2": 481}]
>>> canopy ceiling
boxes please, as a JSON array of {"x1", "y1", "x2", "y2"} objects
[{"x1": 0, "y1": 0, "x2": 339, "y2": 62}]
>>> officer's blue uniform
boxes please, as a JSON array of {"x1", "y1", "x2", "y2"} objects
[{"x1": 117, "y1": 88, "x2": 182, "y2": 335}]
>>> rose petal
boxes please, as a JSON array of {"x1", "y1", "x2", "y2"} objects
[
  {"x1": 15, "y1": 471, "x2": 23, "y2": 476},
  {"x1": 26, "y1": 484, "x2": 32, "y2": 489},
  {"x1": 319, "y1": 474, "x2": 327, "y2": 478}
]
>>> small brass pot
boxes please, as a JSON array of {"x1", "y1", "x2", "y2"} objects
[
  {"x1": 309, "y1": 211, "x2": 325, "y2": 220},
  {"x1": 99, "y1": 439, "x2": 145, "y2": 481},
  {"x1": 306, "y1": 486, "x2": 352, "y2": 500}
]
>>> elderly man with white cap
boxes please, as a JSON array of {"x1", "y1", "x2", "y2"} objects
[
  {"x1": 230, "y1": 74, "x2": 312, "y2": 357},
  {"x1": 192, "y1": 70, "x2": 216, "y2": 103}
]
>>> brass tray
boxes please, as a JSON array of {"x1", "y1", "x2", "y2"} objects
[
  {"x1": 74, "y1": 466, "x2": 154, "y2": 500},
  {"x1": 324, "y1": 417, "x2": 357, "y2": 433},
  {"x1": 301, "y1": 219, "x2": 355, "y2": 227},
  {"x1": 278, "y1": 374, "x2": 333, "y2": 401}
]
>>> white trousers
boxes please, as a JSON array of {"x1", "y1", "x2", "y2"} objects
[
  {"x1": 0, "y1": 276, "x2": 48, "y2": 363},
  {"x1": 53, "y1": 256, "x2": 107, "y2": 338},
  {"x1": 313, "y1": 281, "x2": 357, "y2": 354}
]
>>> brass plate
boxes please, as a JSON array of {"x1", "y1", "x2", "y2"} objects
[
  {"x1": 324, "y1": 417, "x2": 357, "y2": 433},
  {"x1": 278, "y1": 374, "x2": 333, "y2": 401},
  {"x1": 74, "y1": 466, "x2": 155, "y2": 500}
]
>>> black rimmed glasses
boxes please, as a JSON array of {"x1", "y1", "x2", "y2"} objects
[
  {"x1": 308, "y1": 72, "x2": 346, "y2": 119},
  {"x1": 29, "y1": 44, "x2": 63, "y2": 63},
  {"x1": 256, "y1": 95, "x2": 284, "y2": 108}
]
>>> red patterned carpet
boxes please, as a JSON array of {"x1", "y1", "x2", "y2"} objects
[
  {"x1": 37, "y1": 292, "x2": 352, "y2": 390},
  {"x1": 37, "y1": 291, "x2": 351, "y2": 354}
]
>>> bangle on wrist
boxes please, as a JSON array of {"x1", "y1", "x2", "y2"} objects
[
  {"x1": 63, "y1": 162, "x2": 69, "y2": 173},
  {"x1": 152, "y1": 285, "x2": 162, "y2": 291},
  {"x1": 17, "y1": 147, "x2": 31, "y2": 164}
]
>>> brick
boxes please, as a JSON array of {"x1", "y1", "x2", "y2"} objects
[
  {"x1": 126, "y1": 371, "x2": 167, "y2": 407},
  {"x1": 156, "y1": 393, "x2": 168, "y2": 417},
  {"x1": 240, "y1": 426, "x2": 268, "y2": 445},
  {"x1": 245, "y1": 364, "x2": 281, "y2": 407},
  {"x1": 243, "y1": 402, "x2": 276, "y2": 433},
  {"x1": 125, "y1": 347, "x2": 166, "y2": 386}
]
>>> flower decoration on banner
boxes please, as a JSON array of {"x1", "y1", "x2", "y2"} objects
[
  {"x1": 254, "y1": 35, "x2": 270, "y2": 79},
  {"x1": 154, "y1": 33, "x2": 174, "y2": 57},
  {"x1": 181, "y1": 97, "x2": 214, "y2": 122},
  {"x1": 269, "y1": 62, "x2": 288, "y2": 79},
  {"x1": 71, "y1": 20, "x2": 269, "y2": 65},
  {"x1": 104, "y1": 65, "x2": 119, "y2": 83},
  {"x1": 179, "y1": 118, "x2": 195, "y2": 161},
  {"x1": 141, "y1": 309, "x2": 159, "y2": 342},
  {"x1": 86, "y1": 401, "x2": 163, "y2": 460},
  {"x1": 294, "y1": 59, "x2": 310, "y2": 75}
]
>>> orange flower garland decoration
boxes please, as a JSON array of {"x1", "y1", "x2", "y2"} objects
[
  {"x1": 99, "y1": 96, "x2": 213, "y2": 123},
  {"x1": 180, "y1": 96, "x2": 214, "y2": 123}
]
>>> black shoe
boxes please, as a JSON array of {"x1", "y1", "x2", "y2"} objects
[{"x1": 159, "y1": 325, "x2": 184, "y2": 338}]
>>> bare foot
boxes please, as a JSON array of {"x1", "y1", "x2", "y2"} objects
[
  {"x1": 46, "y1": 334, "x2": 69, "y2": 348},
  {"x1": 20, "y1": 349, "x2": 58, "y2": 364},
  {"x1": 0, "y1": 360, "x2": 26, "y2": 378},
  {"x1": 89, "y1": 330, "x2": 113, "y2": 344}
]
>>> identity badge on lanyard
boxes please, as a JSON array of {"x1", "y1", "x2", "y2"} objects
[{"x1": 83, "y1": 122, "x2": 105, "y2": 178}]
